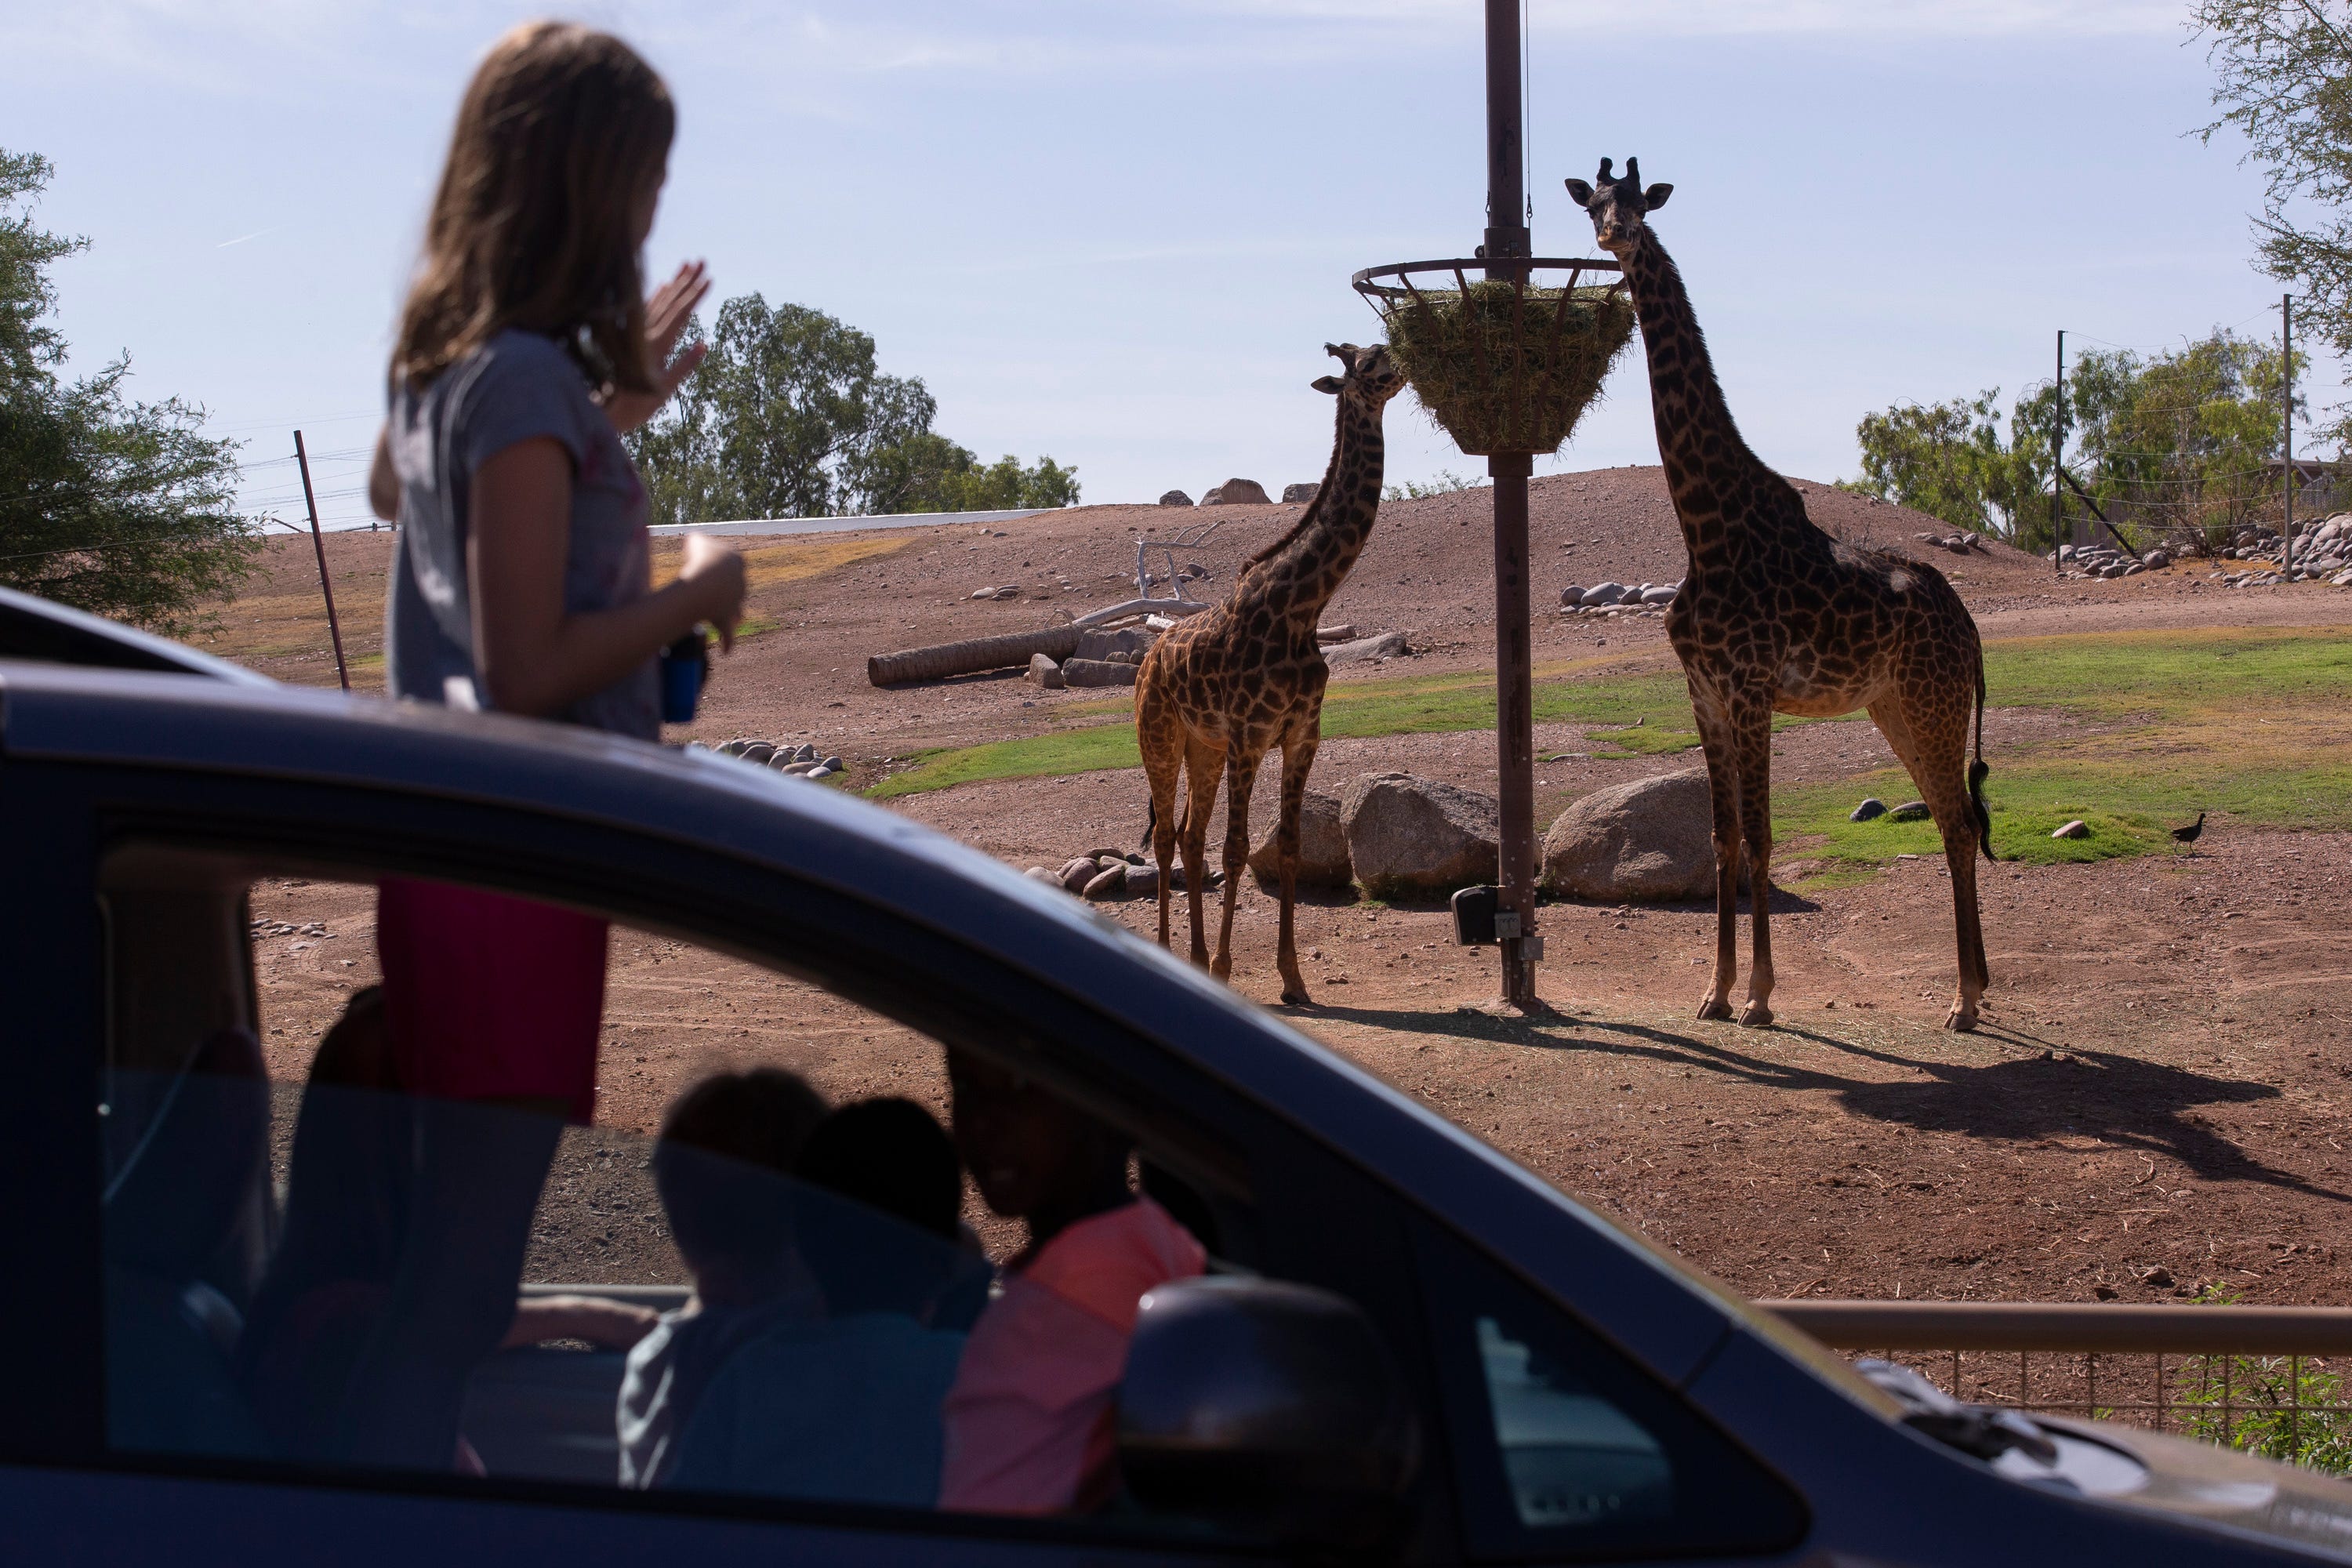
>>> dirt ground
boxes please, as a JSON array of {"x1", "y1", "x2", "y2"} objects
[{"x1": 223, "y1": 466, "x2": 2352, "y2": 1309}]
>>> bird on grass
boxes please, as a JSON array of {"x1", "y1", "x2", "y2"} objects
[{"x1": 2170, "y1": 812, "x2": 2207, "y2": 845}]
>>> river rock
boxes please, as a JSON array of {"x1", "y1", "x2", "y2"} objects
[
  {"x1": 1063, "y1": 658, "x2": 1140, "y2": 688},
  {"x1": 1202, "y1": 477, "x2": 1272, "y2": 506},
  {"x1": 1541, "y1": 770, "x2": 1719, "y2": 902},
  {"x1": 1159, "y1": 489, "x2": 1194, "y2": 506},
  {"x1": 1247, "y1": 790, "x2": 1353, "y2": 888},
  {"x1": 1058, "y1": 856, "x2": 1100, "y2": 892},
  {"x1": 1025, "y1": 866, "x2": 1062, "y2": 887},
  {"x1": 1083, "y1": 865, "x2": 1130, "y2": 900},
  {"x1": 1579, "y1": 582, "x2": 1628, "y2": 607},
  {"x1": 1341, "y1": 772, "x2": 1499, "y2": 898},
  {"x1": 1639, "y1": 584, "x2": 1679, "y2": 605},
  {"x1": 1323, "y1": 631, "x2": 1408, "y2": 665}
]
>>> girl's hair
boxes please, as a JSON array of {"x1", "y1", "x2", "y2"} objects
[{"x1": 393, "y1": 21, "x2": 673, "y2": 394}]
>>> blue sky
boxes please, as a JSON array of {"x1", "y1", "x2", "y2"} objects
[{"x1": 1, "y1": 0, "x2": 2324, "y2": 528}]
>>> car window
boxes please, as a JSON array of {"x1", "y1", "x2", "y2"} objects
[
  {"x1": 1415, "y1": 1222, "x2": 1807, "y2": 1561},
  {"x1": 93, "y1": 848, "x2": 1273, "y2": 1530}
]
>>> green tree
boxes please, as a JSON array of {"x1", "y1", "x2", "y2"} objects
[
  {"x1": 1846, "y1": 387, "x2": 2053, "y2": 543},
  {"x1": 2195, "y1": 0, "x2": 2352, "y2": 442},
  {"x1": 1848, "y1": 330, "x2": 2297, "y2": 554},
  {"x1": 1, "y1": 149, "x2": 256, "y2": 630},
  {"x1": 626, "y1": 293, "x2": 1077, "y2": 521}
]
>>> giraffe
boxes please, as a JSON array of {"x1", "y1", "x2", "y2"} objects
[
  {"x1": 1564, "y1": 158, "x2": 1996, "y2": 1031},
  {"x1": 1134, "y1": 342, "x2": 1406, "y2": 1004}
]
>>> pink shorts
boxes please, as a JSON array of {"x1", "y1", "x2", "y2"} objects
[{"x1": 376, "y1": 878, "x2": 608, "y2": 1125}]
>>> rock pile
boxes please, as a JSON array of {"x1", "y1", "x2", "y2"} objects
[
  {"x1": 2177, "y1": 516, "x2": 2352, "y2": 587},
  {"x1": 2055, "y1": 543, "x2": 2149, "y2": 580},
  {"x1": 702, "y1": 738, "x2": 848, "y2": 781},
  {"x1": 1027, "y1": 626, "x2": 1157, "y2": 690},
  {"x1": 1029, "y1": 847, "x2": 1224, "y2": 901},
  {"x1": 1914, "y1": 530, "x2": 1988, "y2": 556},
  {"x1": 1560, "y1": 579, "x2": 1679, "y2": 615}
]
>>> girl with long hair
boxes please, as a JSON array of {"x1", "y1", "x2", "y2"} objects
[{"x1": 347, "y1": 20, "x2": 740, "y2": 1472}]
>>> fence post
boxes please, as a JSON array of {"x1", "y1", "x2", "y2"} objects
[{"x1": 295, "y1": 430, "x2": 351, "y2": 692}]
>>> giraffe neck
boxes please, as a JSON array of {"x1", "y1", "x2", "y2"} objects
[
  {"x1": 1241, "y1": 390, "x2": 1385, "y2": 629},
  {"x1": 1619, "y1": 227, "x2": 1784, "y2": 555}
]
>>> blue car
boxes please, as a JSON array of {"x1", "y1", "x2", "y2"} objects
[{"x1": 5, "y1": 613, "x2": 2352, "y2": 1564}]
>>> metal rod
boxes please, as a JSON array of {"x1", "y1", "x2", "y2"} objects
[
  {"x1": 2283, "y1": 293, "x2": 2295, "y2": 575},
  {"x1": 2051, "y1": 329, "x2": 2065, "y2": 572},
  {"x1": 295, "y1": 430, "x2": 351, "y2": 692}
]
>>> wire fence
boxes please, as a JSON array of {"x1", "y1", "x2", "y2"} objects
[{"x1": 1769, "y1": 1300, "x2": 2352, "y2": 1472}]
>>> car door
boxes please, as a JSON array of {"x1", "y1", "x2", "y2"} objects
[{"x1": 0, "y1": 742, "x2": 1485, "y2": 1564}]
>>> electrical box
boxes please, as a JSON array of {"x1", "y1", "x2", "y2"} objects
[{"x1": 1450, "y1": 884, "x2": 1501, "y2": 946}]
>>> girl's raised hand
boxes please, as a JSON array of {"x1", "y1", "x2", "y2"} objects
[{"x1": 604, "y1": 260, "x2": 713, "y2": 434}]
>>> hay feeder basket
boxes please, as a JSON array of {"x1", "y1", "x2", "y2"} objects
[{"x1": 1352, "y1": 256, "x2": 1633, "y2": 458}]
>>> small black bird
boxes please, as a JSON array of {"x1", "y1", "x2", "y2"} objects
[{"x1": 2171, "y1": 812, "x2": 2207, "y2": 844}]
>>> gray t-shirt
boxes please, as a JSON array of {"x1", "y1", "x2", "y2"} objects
[{"x1": 385, "y1": 328, "x2": 659, "y2": 740}]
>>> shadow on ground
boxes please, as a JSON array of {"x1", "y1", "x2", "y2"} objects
[{"x1": 1306, "y1": 1002, "x2": 2338, "y2": 1203}]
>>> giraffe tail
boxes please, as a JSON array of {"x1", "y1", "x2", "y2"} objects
[{"x1": 1969, "y1": 645, "x2": 1996, "y2": 863}]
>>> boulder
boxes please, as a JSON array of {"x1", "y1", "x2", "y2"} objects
[
  {"x1": 1058, "y1": 856, "x2": 1100, "y2": 893},
  {"x1": 1579, "y1": 582, "x2": 1628, "y2": 607},
  {"x1": 1888, "y1": 800, "x2": 1931, "y2": 822},
  {"x1": 1159, "y1": 489, "x2": 1195, "y2": 507},
  {"x1": 1028, "y1": 653, "x2": 1065, "y2": 688},
  {"x1": 1559, "y1": 586, "x2": 1584, "y2": 608},
  {"x1": 1323, "y1": 631, "x2": 1408, "y2": 664},
  {"x1": 1247, "y1": 790, "x2": 1354, "y2": 888},
  {"x1": 1849, "y1": 797, "x2": 1887, "y2": 822},
  {"x1": 1025, "y1": 866, "x2": 1062, "y2": 887},
  {"x1": 1083, "y1": 865, "x2": 1130, "y2": 900},
  {"x1": 2052, "y1": 819, "x2": 2091, "y2": 840},
  {"x1": 1316, "y1": 623, "x2": 1356, "y2": 643},
  {"x1": 739, "y1": 742, "x2": 777, "y2": 764},
  {"x1": 1063, "y1": 658, "x2": 1140, "y2": 688},
  {"x1": 1639, "y1": 583, "x2": 1679, "y2": 605},
  {"x1": 1202, "y1": 477, "x2": 1272, "y2": 506},
  {"x1": 1541, "y1": 770, "x2": 1719, "y2": 902},
  {"x1": 1341, "y1": 772, "x2": 1499, "y2": 898},
  {"x1": 2144, "y1": 549, "x2": 2172, "y2": 570},
  {"x1": 1076, "y1": 626, "x2": 1151, "y2": 662},
  {"x1": 1282, "y1": 482, "x2": 1321, "y2": 504}
]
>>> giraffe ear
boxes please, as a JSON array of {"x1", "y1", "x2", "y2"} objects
[
  {"x1": 1311, "y1": 375, "x2": 1344, "y2": 394},
  {"x1": 1642, "y1": 183, "x2": 1672, "y2": 210},
  {"x1": 1563, "y1": 179, "x2": 1594, "y2": 208}
]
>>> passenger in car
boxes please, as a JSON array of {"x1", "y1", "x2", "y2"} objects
[
  {"x1": 619, "y1": 1068, "x2": 829, "y2": 1487},
  {"x1": 666, "y1": 1098, "x2": 971, "y2": 1505},
  {"x1": 936, "y1": 1050, "x2": 1207, "y2": 1515}
]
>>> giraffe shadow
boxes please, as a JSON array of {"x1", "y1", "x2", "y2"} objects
[
  {"x1": 1306, "y1": 1004, "x2": 2336, "y2": 1203},
  {"x1": 1541, "y1": 887, "x2": 1824, "y2": 916}
]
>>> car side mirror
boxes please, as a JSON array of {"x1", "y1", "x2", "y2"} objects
[{"x1": 1116, "y1": 1276, "x2": 1421, "y2": 1555}]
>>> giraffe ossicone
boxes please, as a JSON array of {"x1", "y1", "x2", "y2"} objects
[
  {"x1": 1132, "y1": 343, "x2": 1406, "y2": 1004},
  {"x1": 1571, "y1": 156, "x2": 1998, "y2": 1033}
]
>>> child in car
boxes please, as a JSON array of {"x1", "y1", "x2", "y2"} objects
[
  {"x1": 666, "y1": 1097, "x2": 973, "y2": 1504},
  {"x1": 936, "y1": 1049, "x2": 1206, "y2": 1514},
  {"x1": 618, "y1": 1067, "x2": 829, "y2": 1487}
]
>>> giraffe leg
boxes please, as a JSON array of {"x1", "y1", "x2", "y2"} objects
[
  {"x1": 1135, "y1": 676, "x2": 1186, "y2": 952},
  {"x1": 1212, "y1": 744, "x2": 1266, "y2": 982},
  {"x1": 1692, "y1": 702, "x2": 1741, "y2": 1022},
  {"x1": 1181, "y1": 734, "x2": 1223, "y2": 970},
  {"x1": 1732, "y1": 705, "x2": 1777, "y2": 1028},
  {"x1": 1871, "y1": 696, "x2": 1989, "y2": 1032},
  {"x1": 1273, "y1": 723, "x2": 1319, "y2": 1006}
]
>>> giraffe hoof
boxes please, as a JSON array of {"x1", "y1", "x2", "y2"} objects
[
  {"x1": 1696, "y1": 996, "x2": 1734, "y2": 1022},
  {"x1": 1944, "y1": 1007, "x2": 1979, "y2": 1033},
  {"x1": 1280, "y1": 988, "x2": 1312, "y2": 1007},
  {"x1": 1210, "y1": 956, "x2": 1232, "y2": 982},
  {"x1": 1738, "y1": 1002, "x2": 1774, "y2": 1029}
]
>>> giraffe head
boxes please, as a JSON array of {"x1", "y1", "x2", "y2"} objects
[
  {"x1": 1563, "y1": 157, "x2": 1672, "y2": 256},
  {"x1": 1310, "y1": 341, "x2": 1406, "y2": 406}
]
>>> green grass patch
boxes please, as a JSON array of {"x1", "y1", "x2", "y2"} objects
[
  {"x1": 1776, "y1": 770, "x2": 2170, "y2": 867},
  {"x1": 866, "y1": 726, "x2": 1141, "y2": 800}
]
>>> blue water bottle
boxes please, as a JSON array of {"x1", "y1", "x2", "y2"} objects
[{"x1": 659, "y1": 627, "x2": 710, "y2": 723}]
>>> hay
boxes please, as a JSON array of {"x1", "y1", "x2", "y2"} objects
[{"x1": 1380, "y1": 279, "x2": 1636, "y2": 457}]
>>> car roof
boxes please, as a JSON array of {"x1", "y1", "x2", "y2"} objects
[
  {"x1": 0, "y1": 585, "x2": 275, "y2": 687},
  {"x1": 0, "y1": 662, "x2": 1749, "y2": 1384}
]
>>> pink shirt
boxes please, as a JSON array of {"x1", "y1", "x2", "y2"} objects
[{"x1": 938, "y1": 1196, "x2": 1207, "y2": 1514}]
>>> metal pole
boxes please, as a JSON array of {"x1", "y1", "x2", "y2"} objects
[
  {"x1": 1483, "y1": 0, "x2": 1537, "y2": 1006},
  {"x1": 2051, "y1": 330, "x2": 2065, "y2": 571},
  {"x1": 2283, "y1": 293, "x2": 2295, "y2": 575},
  {"x1": 296, "y1": 430, "x2": 351, "y2": 692}
]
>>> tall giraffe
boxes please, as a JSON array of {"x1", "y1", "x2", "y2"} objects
[
  {"x1": 1565, "y1": 158, "x2": 1996, "y2": 1030},
  {"x1": 1134, "y1": 342, "x2": 1406, "y2": 1004}
]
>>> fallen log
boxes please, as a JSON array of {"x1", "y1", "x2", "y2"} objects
[{"x1": 867, "y1": 598, "x2": 1212, "y2": 687}]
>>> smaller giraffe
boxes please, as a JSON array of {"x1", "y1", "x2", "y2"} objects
[
  {"x1": 1566, "y1": 157, "x2": 1997, "y2": 1030},
  {"x1": 1134, "y1": 343, "x2": 1406, "y2": 1003}
]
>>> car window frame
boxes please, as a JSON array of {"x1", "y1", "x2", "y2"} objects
[{"x1": 16, "y1": 752, "x2": 1473, "y2": 1559}]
